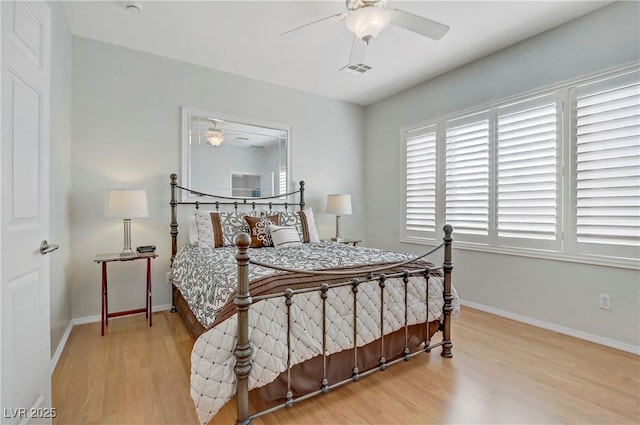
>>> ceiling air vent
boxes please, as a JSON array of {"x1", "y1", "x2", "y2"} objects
[{"x1": 341, "y1": 63, "x2": 372, "y2": 75}]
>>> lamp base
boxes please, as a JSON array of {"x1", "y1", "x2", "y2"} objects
[
  {"x1": 120, "y1": 219, "x2": 136, "y2": 258},
  {"x1": 119, "y1": 250, "x2": 136, "y2": 258}
]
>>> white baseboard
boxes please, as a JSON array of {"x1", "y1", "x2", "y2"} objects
[
  {"x1": 50, "y1": 321, "x2": 74, "y2": 374},
  {"x1": 49, "y1": 303, "x2": 173, "y2": 374},
  {"x1": 460, "y1": 299, "x2": 640, "y2": 355}
]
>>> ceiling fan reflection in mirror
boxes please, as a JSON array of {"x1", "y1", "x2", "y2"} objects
[
  {"x1": 198, "y1": 118, "x2": 224, "y2": 147},
  {"x1": 281, "y1": 0, "x2": 450, "y2": 74},
  {"x1": 204, "y1": 128, "x2": 224, "y2": 146}
]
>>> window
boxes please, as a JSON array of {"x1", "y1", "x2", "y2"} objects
[
  {"x1": 496, "y1": 94, "x2": 561, "y2": 251},
  {"x1": 401, "y1": 67, "x2": 639, "y2": 267},
  {"x1": 445, "y1": 113, "x2": 490, "y2": 243},
  {"x1": 573, "y1": 71, "x2": 640, "y2": 260},
  {"x1": 404, "y1": 125, "x2": 438, "y2": 240},
  {"x1": 279, "y1": 166, "x2": 287, "y2": 196}
]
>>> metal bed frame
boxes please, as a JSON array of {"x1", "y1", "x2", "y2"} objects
[{"x1": 169, "y1": 174, "x2": 454, "y2": 424}]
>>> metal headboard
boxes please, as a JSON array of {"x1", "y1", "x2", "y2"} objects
[{"x1": 169, "y1": 173, "x2": 305, "y2": 263}]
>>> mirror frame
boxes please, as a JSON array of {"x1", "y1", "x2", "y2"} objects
[{"x1": 181, "y1": 106, "x2": 292, "y2": 202}]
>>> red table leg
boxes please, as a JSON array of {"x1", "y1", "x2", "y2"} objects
[
  {"x1": 101, "y1": 262, "x2": 107, "y2": 335},
  {"x1": 147, "y1": 257, "x2": 152, "y2": 327}
]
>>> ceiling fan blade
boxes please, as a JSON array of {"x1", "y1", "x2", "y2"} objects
[
  {"x1": 280, "y1": 12, "x2": 346, "y2": 36},
  {"x1": 389, "y1": 8, "x2": 449, "y2": 40}
]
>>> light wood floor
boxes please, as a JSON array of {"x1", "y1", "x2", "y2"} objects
[{"x1": 52, "y1": 307, "x2": 640, "y2": 424}]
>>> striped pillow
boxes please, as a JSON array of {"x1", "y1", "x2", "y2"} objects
[{"x1": 269, "y1": 224, "x2": 303, "y2": 249}]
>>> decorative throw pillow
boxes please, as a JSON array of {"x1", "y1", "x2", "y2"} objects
[
  {"x1": 244, "y1": 215, "x2": 279, "y2": 247},
  {"x1": 269, "y1": 224, "x2": 303, "y2": 249},
  {"x1": 297, "y1": 208, "x2": 320, "y2": 243},
  {"x1": 278, "y1": 210, "x2": 304, "y2": 241},
  {"x1": 217, "y1": 212, "x2": 251, "y2": 246}
]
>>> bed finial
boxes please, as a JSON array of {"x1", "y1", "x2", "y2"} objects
[
  {"x1": 235, "y1": 233, "x2": 251, "y2": 249},
  {"x1": 443, "y1": 224, "x2": 453, "y2": 240}
]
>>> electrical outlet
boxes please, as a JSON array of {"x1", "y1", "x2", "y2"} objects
[{"x1": 599, "y1": 294, "x2": 612, "y2": 310}]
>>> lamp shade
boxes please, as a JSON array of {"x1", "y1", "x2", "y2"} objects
[
  {"x1": 105, "y1": 189, "x2": 149, "y2": 218},
  {"x1": 326, "y1": 194, "x2": 352, "y2": 215}
]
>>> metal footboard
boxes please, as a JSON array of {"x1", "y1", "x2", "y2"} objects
[{"x1": 233, "y1": 225, "x2": 454, "y2": 425}]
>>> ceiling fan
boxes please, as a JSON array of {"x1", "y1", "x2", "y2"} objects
[
  {"x1": 281, "y1": 0, "x2": 450, "y2": 73},
  {"x1": 196, "y1": 118, "x2": 225, "y2": 147}
]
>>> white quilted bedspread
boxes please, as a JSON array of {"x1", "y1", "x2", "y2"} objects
[{"x1": 174, "y1": 243, "x2": 459, "y2": 424}]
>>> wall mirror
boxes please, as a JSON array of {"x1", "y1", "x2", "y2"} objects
[{"x1": 181, "y1": 107, "x2": 291, "y2": 201}]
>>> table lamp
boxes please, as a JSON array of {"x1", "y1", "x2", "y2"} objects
[
  {"x1": 105, "y1": 189, "x2": 149, "y2": 257},
  {"x1": 326, "y1": 194, "x2": 352, "y2": 242}
]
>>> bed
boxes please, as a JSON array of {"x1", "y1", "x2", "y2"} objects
[{"x1": 169, "y1": 174, "x2": 458, "y2": 424}]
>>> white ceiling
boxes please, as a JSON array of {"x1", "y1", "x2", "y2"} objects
[{"x1": 60, "y1": 0, "x2": 612, "y2": 106}]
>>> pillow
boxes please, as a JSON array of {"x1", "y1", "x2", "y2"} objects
[
  {"x1": 279, "y1": 210, "x2": 304, "y2": 241},
  {"x1": 194, "y1": 210, "x2": 223, "y2": 248},
  {"x1": 188, "y1": 216, "x2": 199, "y2": 245},
  {"x1": 194, "y1": 210, "x2": 268, "y2": 247},
  {"x1": 297, "y1": 208, "x2": 320, "y2": 243},
  {"x1": 244, "y1": 215, "x2": 279, "y2": 247},
  {"x1": 216, "y1": 211, "x2": 251, "y2": 246},
  {"x1": 269, "y1": 224, "x2": 302, "y2": 249}
]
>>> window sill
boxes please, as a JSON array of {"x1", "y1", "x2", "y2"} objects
[{"x1": 400, "y1": 236, "x2": 639, "y2": 270}]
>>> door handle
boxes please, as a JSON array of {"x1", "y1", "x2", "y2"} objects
[{"x1": 40, "y1": 240, "x2": 59, "y2": 255}]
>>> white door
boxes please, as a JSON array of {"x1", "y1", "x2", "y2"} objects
[{"x1": 1, "y1": 1, "x2": 53, "y2": 424}]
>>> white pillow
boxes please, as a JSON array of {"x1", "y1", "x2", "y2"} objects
[
  {"x1": 194, "y1": 210, "x2": 216, "y2": 248},
  {"x1": 188, "y1": 216, "x2": 199, "y2": 245},
  {"x1": 269, "y1": 224, "x2": 302, "y2": 249}
]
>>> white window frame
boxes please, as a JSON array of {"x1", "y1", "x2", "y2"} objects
[
  {"x1": 444, "y1": 111, "x2": 492, "y2": 245},
  {"x1": 568, "y1": 70, "x2": 640, "y2": 261},
  {"x1": 495, "y1": 92, "x2": 563, "y2": 252},
  {"x1": 399, "y1": 64, "x2": 640, "y2": 269},
  {"x1": 400, "y1": 123, "x2": 440, "y2": 242}
]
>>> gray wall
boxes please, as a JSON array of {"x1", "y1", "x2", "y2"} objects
[
  {"x1": 70, "y1": 37, "x2": 365, "y2": 319},
  {"x1": 364, "y1": 2, "x2": 640, "y2": 349},
  {"x1": 49, "y1": 1, "x2": 72, "y2": 357}
]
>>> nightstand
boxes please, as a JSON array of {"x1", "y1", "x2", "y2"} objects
[{"x1": 94, "y1": 252, "x2": 158, "y2": 335}]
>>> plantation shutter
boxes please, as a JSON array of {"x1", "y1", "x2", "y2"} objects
[
  {"x1": 279, "y1": 166, "x2": 287, "y2": 196},
  {"x1": 574, "y1": 71, "x2": 640, "y2": 258},
  {"x1": 496, "y1": 94, "x2": 560, "y2": 250},
  {"x1": 404, "y1": 125, "x2": 437, "y2": 238},
  {"x1": 445, "y1": 113, "x2": 490, "y2": 243}
]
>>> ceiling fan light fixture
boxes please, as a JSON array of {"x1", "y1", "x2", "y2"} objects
[
  {"x1": 206, "y1": 134, "x2": 223, "y2": 146},
  {"x1": 206, "y1": 129, "x2": 224, "y2": 146},
  {"x1": 345, "y1": 6, "x2": 391, "y2": 43}
]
